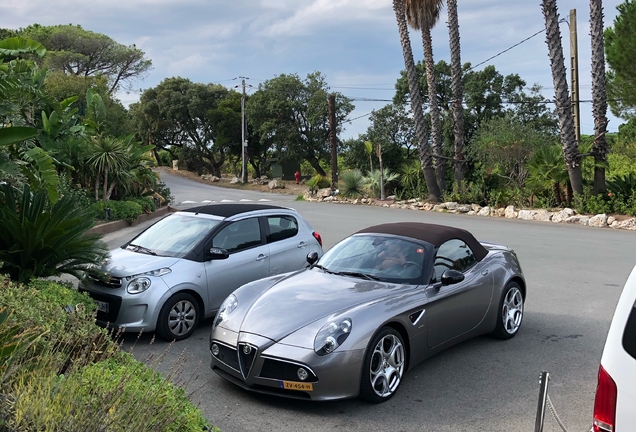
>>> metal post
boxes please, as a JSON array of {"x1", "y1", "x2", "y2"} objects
[
  {"x1": 240, "y1": 77, "x2": 248, "y2": 183},
  {"x1": 570, "y1": 9, "x2": 581, "y2": 145},
  {"x1": 328, "y1": 94, "x2": 338, "y2": 190},
  {"x1": 534, "y1": 371, "x2": 550, "y2": 432}
]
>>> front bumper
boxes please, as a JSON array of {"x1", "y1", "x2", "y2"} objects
[
  {"x1": 79, "y1": 276, "x2": 172, "y2": 333},
  {"x1": 210, "y1": 328, "x2": 365, "y2": 401}
]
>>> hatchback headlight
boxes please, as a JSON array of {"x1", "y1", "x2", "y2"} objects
[
  {"x1": 314, "y1": 318, "x2": 352, "y2": 355},
  {"x1": 125, "y1": 268, "x2": 171, "y2": 294},
  {"x1": 213, "y1": 294, "x2": 238, "y2": 329}
]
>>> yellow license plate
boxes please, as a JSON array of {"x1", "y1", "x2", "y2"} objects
[{"x1": 281, "y1": 381, "x2": 313, "y2": 391}]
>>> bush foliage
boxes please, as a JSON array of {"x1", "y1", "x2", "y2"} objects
[{"x1": 90, "y1": 200, "x2": 143, "y2": 223}]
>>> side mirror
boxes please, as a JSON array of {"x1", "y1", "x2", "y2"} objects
[
  {"x1": 441, "y1": 269, "x2": 464, "y2": 285},
  {"x1": 209, "y1": 247, "x2": 230, "y2": 260},
  {"x1": 306, "y1": 251, "x2": 319, "y2": 266}
]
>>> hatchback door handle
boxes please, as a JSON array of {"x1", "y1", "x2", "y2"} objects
[
  {"x1": 297, "y1": 242, "x2": 307, "y2": 248},
  {"x1": 481, "y1": 269, "x2": 489, "y2": 276},
  {"x1": 256, "y1": 254, "x2": 268, "y2": 261}
]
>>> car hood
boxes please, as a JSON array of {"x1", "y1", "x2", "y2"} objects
[
  {"x1": 239, "y1": 269, "x2": 409, "y2": 341},
  {"x1": 102, "y1": 248, "x2": 181, "y2": 277}
]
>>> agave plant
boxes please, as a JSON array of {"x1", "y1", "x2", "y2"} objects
[
  {"x1": 340, "y1": 169, "x2": 365, "y2": 198},
  {"x1": 0, "y1": 183, "x2": 108, "y2": 283},
  {"x1": 363, "y1": 169, "x2": 400, "y2": 199}
]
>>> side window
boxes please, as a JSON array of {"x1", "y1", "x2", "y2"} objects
[
  {"x1": 212, "y1": 218, "x2": 262, "y2": 253},
  {"x1": 266, "y1": 215, "x2": 299, "y2": 243},
  {"x1": 433, "y1": 239, "x2": 477, "y2": 281}
]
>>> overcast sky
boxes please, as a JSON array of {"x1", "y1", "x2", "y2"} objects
[{"x1": 0, "y1": 0, "x2": 626, "y2": 139}]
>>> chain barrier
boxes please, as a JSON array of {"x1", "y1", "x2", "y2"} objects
[{"x1": 534, "y1": 371, "x2": 570, "y2": 432}]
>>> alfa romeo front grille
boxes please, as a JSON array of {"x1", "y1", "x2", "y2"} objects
[{"x1": 238, "y1": 343, "x2": 257, "y2": 379}]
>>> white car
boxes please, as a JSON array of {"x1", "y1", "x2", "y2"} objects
[{"x1": 592, "y1": 264, "x2": 636, "y2": 431}]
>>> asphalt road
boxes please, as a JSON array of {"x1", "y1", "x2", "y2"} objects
[{"x1": 103, "y1": 171, "x2": 635, "y2": 432}]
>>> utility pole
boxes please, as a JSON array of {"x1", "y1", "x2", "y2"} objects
[
  {"x1": 238, "y1": 77, "x2": 249, "y2": 183},
  {"x1": 328, "y1": 94, "x2": 338, "y2": 190},
  {"x1": 569, "y1": 9, "x2": 581, "y2": 145}
]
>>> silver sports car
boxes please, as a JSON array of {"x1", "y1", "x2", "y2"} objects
[{"x1": 209, "y1": 222, "x2": 525, "y2": 402}]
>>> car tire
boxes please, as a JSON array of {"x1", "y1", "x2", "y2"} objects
[
  {"x1": 156, "y1": 292, "x2": 200, "y2": 341},
  {"x1": 491, "y1": 281, "x2": 524, "y2": 340},
  {"x1": 359, "y1": 326, "x2": 406, "y2": 403}
]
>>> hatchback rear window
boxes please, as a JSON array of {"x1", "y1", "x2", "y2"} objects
[{"x1": 623, "y1": 303, "x2": 636, "y2": 360}]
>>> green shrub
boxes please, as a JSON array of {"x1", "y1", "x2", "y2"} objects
[
  {"x1": 130, "y1": 196, "x2": 156, "y2": 213},
  {"x1": 306, "y1": 174, "x2": 330, "y2": 193},
  {"x1": 155, "y1": 181, "x2": 174, "y2": 205},
  {"x1": 340, "y1": 169, "x2": 365, "y2": 198},
  {"x1": 91, "y1": 200, "x2": 143, "y2": 223},
  {"x1": 0, "y1": 184, "x2": 108, "y2": 283},
  {"x1": 156, "y1": 150, "x2": 173, "y2": 167},
  {"x1": 0, "y1": 277, "x2": 214, "y2": 432}
]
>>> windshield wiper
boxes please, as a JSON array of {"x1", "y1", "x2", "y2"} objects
[
  {"x1": 333, "y1": 271, "x2": 380, "y2": 281},
  {"x1": 128, "y1": 244, "x2": 157, "y2": 256},
  {"x1": 312, "y1": 264, "x2": 334, "y2": 273}
]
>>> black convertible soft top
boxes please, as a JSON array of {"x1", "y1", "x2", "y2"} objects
[{"x1": 355, "y1": 222, "x2": 488, "y2": 262}]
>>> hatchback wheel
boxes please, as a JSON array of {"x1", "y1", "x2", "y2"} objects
[
  {"x1": 359, "y1": 327, "x2": 406, "y2": 403},
  {"x1": 156, "y1": 292, "x2": 200, "y2": 341},
  {"x1": 491, "y1": 281, "x2": 524, "y2": 340}
]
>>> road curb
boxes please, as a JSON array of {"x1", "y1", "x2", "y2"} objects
[{"x1": 87, "y1": 205, "x2": 177, "y2": 236}]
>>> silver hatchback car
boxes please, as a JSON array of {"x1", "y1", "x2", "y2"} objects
[{"x1": 80, "y1": 204, "x2": 323, "y2": 341}]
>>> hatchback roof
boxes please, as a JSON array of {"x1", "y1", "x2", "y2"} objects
[{"x1": 181, "y1": 203, "x2": 287, "y2": 218}]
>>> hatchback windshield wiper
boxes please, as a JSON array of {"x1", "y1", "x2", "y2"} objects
[
  {"x1": 333, "y1": 271, "x2": 380, "y2": 281},
  {"x1": 128, "y1": 244, "x2": 157, "y2": 256}
]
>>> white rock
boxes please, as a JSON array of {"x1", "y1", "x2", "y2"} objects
[
  {"x1": 267, "y1": 180, "x2": 278, "y2": 189},
  {"x1": 471, "y1": 204, "x2": 482, "y2": 212},
  {"x1": 317, "y1": 188, "x2": 331, "y2": 197},
  {"x1": 552, "y1": 208, "x2": 575, "y2": 223},
  {"x1": 504, "y1": 205, "x2": 516, "y2": 219},
  {"x1": 421, "y1": 203, "x2": 434, "y2": 211},
  {"x1": 323, "y1": 196, "x2": 334, "y2": 202},
  {"x1": 457, "y1": 205, "x2": 472, "y2": 213},
  {"x1": 534, "y1": 210, "x2": 553, "y2": 222},
  {"x1": 382, "y1": 204, "x2": 390, "y2": 208},
  {"x1": 467, "y1": 210, "x2": 476, "y2": 216},
  {"x1": 588, "y1": 214, "x2": 608, "y2": 228},
  {"x1": 444, "y1": 202, "x2": 459, "y2": 210},
  {"x1": 433, "y1": 205, "x2": 446, "y2": 212},
  {"x1": 610, "y1": 221, "x2": 619, "y2": 228},
  {"x1": 517, "y1": 210, "x2": 536, "y2": 221},
  {"x1": 607, "y1": 216, "x2": 616, "y2": 225},
  {"x1": 230, "y1": 177, "x2": 241, "y2": 184},
  {"x1": 565, "y1": 215, "x2": 590, "y2": 226},
  {"x1": 478, "y1": 206, "x2": 491, "y2": 217},
  {"x1": 618, "y1": 218, "x2": 636, "y2": 230}
]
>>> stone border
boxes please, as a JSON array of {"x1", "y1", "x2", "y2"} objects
[
  {"x1": 303, "y1": 190, "x2": 636, "y2": 231},
  {"x1": 86, "y1": 205, "x2": 177, "y2": 236}
]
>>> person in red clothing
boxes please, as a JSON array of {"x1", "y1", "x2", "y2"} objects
[{"x1": 294, "y1": 170, "x2": 301, "y2": 184}]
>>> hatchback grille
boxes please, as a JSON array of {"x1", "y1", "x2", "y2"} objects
[{"x1": 87, "y1": 273, "x2": 122, "y2": 289}]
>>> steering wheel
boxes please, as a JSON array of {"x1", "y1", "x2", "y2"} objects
[{"x1": 403, "y1": 261, "x2": 422, "y2": 270}]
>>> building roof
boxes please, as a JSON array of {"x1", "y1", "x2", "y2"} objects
[{"x1": 355, "y1": 222, "x2": 488, "y2": 261}]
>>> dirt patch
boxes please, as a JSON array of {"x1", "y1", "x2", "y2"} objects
[{"x1": 155, "y1": 167, "x2": 309, "y2": 196}]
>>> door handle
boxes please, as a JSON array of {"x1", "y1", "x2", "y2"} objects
[
  {"x1": 481, "y1": 269, "x2": 489, "y2": 276},
  {"x1": 256, "y1": 254, "x2": 268, "y2": 262},
  {"x1": 297, "y1": 242, "x2": 307, "y2": 248}
]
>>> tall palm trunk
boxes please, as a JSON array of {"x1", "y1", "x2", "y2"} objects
[
  {"x1": 541, "y1": 0, "x2": 584, "y2": 195},
  {"x1": 103, "y1": 162, "x2": 109, "y2": 202},
  {"x1": 590, "y1": 0, "x2": 609, "y2": 194},
  {"x1": 393, "y1": 0, "x2": 441, "y2": 201},
  {"x1": 447, "y1": 0, "x2": 466, "y2": 189},
  {"x1": 422, "y1": 27, "x2": 446, "y2": 193}
]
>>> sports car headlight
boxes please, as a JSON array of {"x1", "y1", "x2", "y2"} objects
[
  {"x1": 126, "y1": 268, "x2": 171, "y2": 294},
  {"x1": 212, "y1": 294, "x2": 238, "y2": 329},
  {"x1": 314, "y1": 318, "x2": 352, "y2": 356}
]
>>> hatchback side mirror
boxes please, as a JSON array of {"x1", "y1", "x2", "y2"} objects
[
  {"x1": 209, "y1": 248, "x2": 230, "y2": 260},
  {"x1": 441, "y1": 269, "x2": 464, "y2": 285},
  {"x1": 306, "y1": 251, "x2": 319, "y2": 266}
]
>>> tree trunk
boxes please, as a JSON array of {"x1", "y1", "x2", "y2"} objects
[
  {"x1": 103, "y1": 163, "x2": 109, "y2": 202},
  {"x1": 105, "y1": 181, "x2": 116, "y2": 202},
  {"x1": 542, "y1": 0, "x2": 584, "y2": 195},
  {"x1": 309, "y1": 159, "x2": 327, "y2": 177},
  {"x1": 553, "y1": 182, "x2": 563, "y2": 206},
  {"x1": 447, "y1": 0, "x2": 466, "y2": 189},
  {"x1": 393, "y1": 0, "x2": 441, "y2": 201},
  {"x1": 590, "y1": 0, "x2": 609, "y2": 194},
  {"x1": 422, "y1": 27, "x2": 446, "y2": 193},
  {"x1": 94, "y1": 176, "x2": 99, "y2": 201}
]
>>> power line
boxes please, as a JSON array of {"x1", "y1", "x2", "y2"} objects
[{"x1": 343, "y1": 112, "x2": 373, "y2": 123}]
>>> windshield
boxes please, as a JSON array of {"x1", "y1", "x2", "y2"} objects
[
  {"x1": 317, "y1": 235, "x2": 427, "y2": 284},
  {"x1": 126, "y1": 213, "x2": 221, "y2": 258}
]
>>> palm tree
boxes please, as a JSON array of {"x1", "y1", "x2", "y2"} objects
[
  {"x1": 392, "y1": 0, "x2": 441, "y2": 201},
  {"x1": 527, "y1": 144, "x2": 569, "y2": 206},
  {"x1": 405, "y1": 0, "x2": 446, "y2": 193},
  {"x1": 590, "y1": 0, "x2": 609, "y2": 194},
  {"x1": 447, "y1": 0, "x2": 466, "y2": 189},
  {"x1": 87, "y1": 135, "x2": 128, "y2": 201},
  {"x1": 541, "y1": 0, "x2": 584, "y2": 195},
  {"x1": 364, "y1": 141, "x2": 374, "y2": 172}
]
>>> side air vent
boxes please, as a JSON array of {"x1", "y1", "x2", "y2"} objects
[{"x1": 409, "y1": 310, "x2": 425, "y2": 325}]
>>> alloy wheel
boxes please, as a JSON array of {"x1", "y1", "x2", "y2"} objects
[
  {"x1": 502, "y1": 286, "x2": 523, "y2": 335},
  {"x1": 168, "y1": 300, "x2": 197, "y2": 337},
  {"x1": 369, "y1": 334, "x2": 405, "y2": 398}
]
